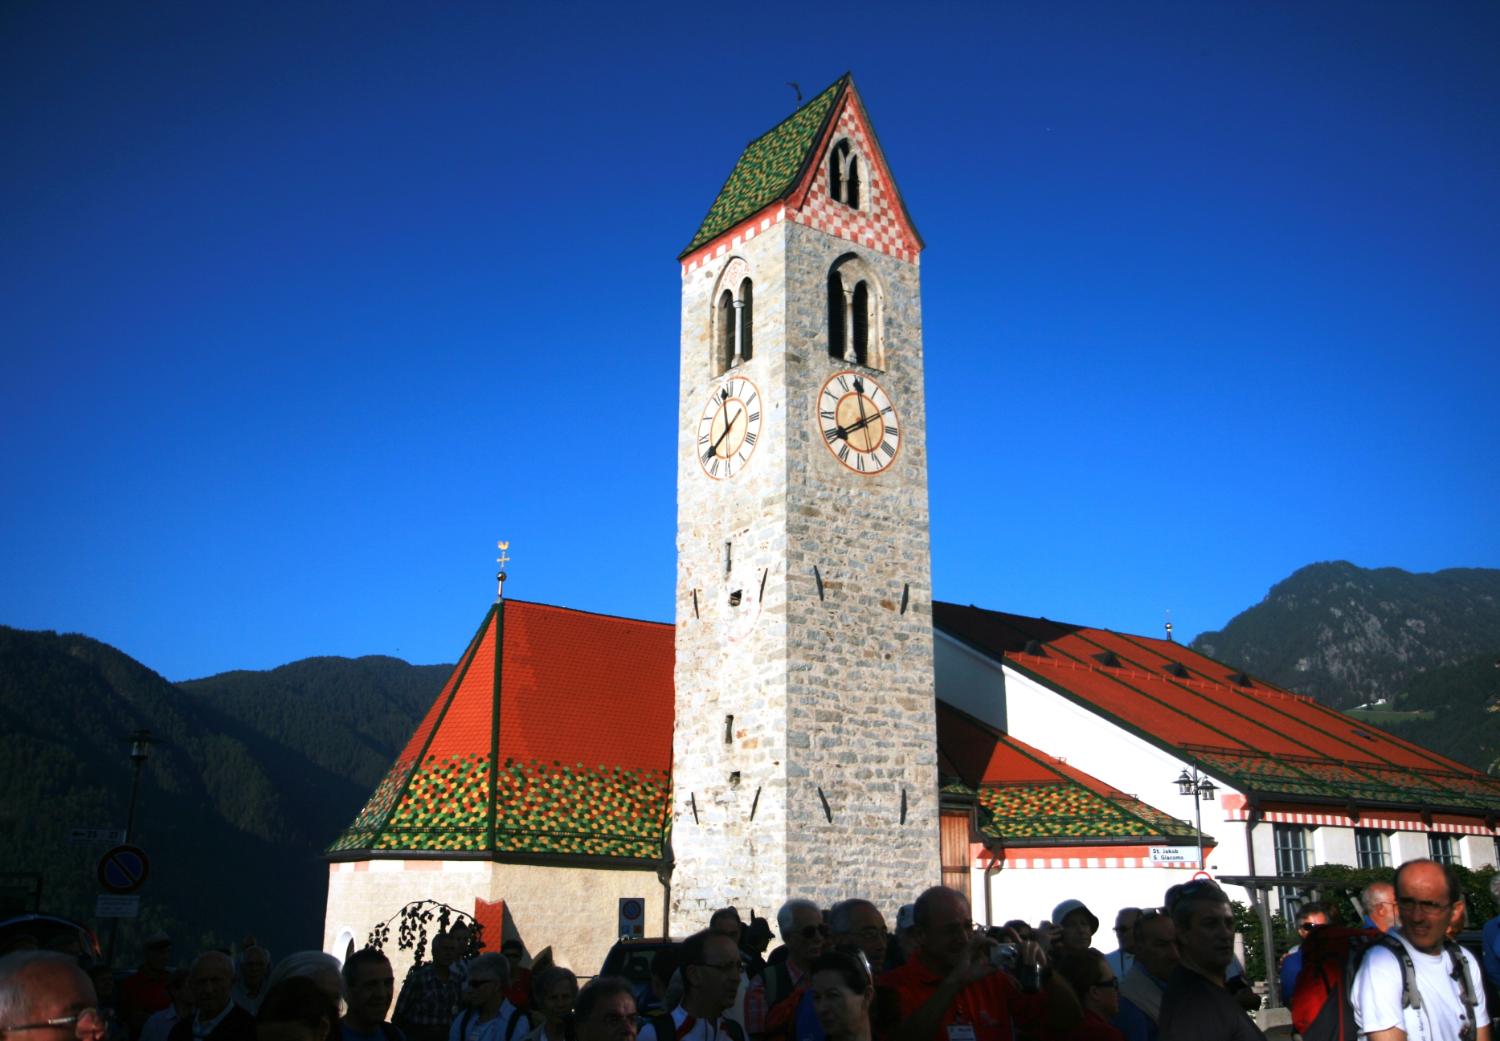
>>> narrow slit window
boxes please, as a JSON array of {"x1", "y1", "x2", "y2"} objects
[{"x1": 738, "y1": 278, "x2": 753, "y2": 363}]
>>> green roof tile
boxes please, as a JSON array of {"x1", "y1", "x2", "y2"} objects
[
  {"x1": 329, "y1": 754, "x2": 670, "y2": 860},
  {"x1": 680, "y1": 76, "x2": 846, "y2": 257}
]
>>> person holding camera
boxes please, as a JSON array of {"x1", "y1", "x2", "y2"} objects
[{"x1": 876, "y1": 887, "x2": 1081, "y2": 1041}]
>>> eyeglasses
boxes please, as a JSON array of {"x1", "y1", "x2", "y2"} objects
[
  {"x1": 799, "y1": 924, "x2": 832, "y2": 940},
  {"x1": 466, "y1": 978, "x2": 501, "y2": 987},
  {"x1": 851, "y1": 926, "x2": 889, "y2": 941},
  {"x1": 1397, "y1": 897, "x2": 1454, "y2": 917},
  {"x1": 3, "y1": 1010, "x2": 106, "y2": 1041},
  {"x1": 698, "y1": 960, "x2": 743, "y2": 975},
  {"x1": 1091, "y1": 979, "x2": 1119, "y2": 991}
]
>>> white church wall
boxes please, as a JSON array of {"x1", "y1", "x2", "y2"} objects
[
  {"x1": 1390, "y1": 830, "x2": 1429, "y2": 866},
  {"x1": 324, "y1": 859, "x2": 666, "y2": 984},
  {"x1": 1316, "y1": 825, "x2": 1357, "y2": 867},
  {"x1": 999, "y1": 667, "x2": 1244, "y2": 881},
  {"x1": 977, "y1": 864, "x2": 1196, "y2": 932},
  {"x1": 1460, "y1": 835, "x2": 1496, "y2": 869},
  {"x1": 934, "y1": 630, "x2": 1007, "y2": 731}
]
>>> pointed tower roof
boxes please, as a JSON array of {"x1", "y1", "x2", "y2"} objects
[
  {"x1": 679, "y1": 73, "x2": 923, "y2": 260},
  {"x1": 328, "y1": 599, "x2": 674, "y2": 863}
]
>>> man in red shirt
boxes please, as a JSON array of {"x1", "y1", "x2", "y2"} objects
[{"x1": 877, "y1": 888, "x2": 1081, "y2": 1041}]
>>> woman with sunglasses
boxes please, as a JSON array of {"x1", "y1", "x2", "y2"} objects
[
  {"x1": 1052, "y1": 949, "x2": 1124, "y2": 1041},
  {"x1": 809, "y1": 950, "x2": 874, "y2": 1041}
]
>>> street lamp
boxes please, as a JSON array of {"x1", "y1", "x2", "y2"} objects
[
  {"x1": 1175, "y1": 767, "x2": 1218, "y2": 870},
  {"x1": 124, "y1": 729, "x2": 154, "y2": 842}
]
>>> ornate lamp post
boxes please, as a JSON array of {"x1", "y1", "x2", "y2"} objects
[{"x1": 1175, "y1": 767, "x2": 1218, "y2": 870}]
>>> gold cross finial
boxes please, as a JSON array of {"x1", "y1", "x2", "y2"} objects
[{"x1": 496, "y1": 540, "x2": 511, "y2": 600}]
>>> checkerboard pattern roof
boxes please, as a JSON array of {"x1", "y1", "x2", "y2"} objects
[
  {"x1": 938, "y1": 702, "x2": 1201, "y2": 843},
  {"x1": 679, "y1": 73, "x2": 922, "y2": 263},
  {"x1": 681, "y1": 76, "x2": 844, "y2": 258},
  {"x1": 934, "y1": 602, "x2": 1500, "y2": 814},
  {"x1": 329, "y1": 599, "x2": 674, "y2": 860}
]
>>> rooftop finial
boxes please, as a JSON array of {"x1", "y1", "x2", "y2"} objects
[
  {"x1": 496, "y1": 540, "x2": 511, "y2": 601},
  {"x1": 787, "y1": 81, "x2": 802, "y2": 106},
  {"x1": 1165, "y1": 609, "x2": 1174, "y2": 642}
]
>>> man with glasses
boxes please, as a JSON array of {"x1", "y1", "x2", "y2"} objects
[
  {"x1": 0, "y1": 951, "x2": 105, "y2": 1041},
  {"x1": 1363, "y1": 882, "x2": 1399, "y2": 934},
  {"x1": 745, "y1": 901, "x2": 825, "y2": 1041},
  {"x1": 1105, "y1": 908, "x2": 1140, "y2": 979},
  {"x1": 1277, "y1": 901, "x2": 1331, "y2": 1012},
  {"x1": 638, "y1": 931, "x2": 744, "y2": 1041},
  {"x1": 450, "y1": 954, "x2": 526, "y2": 1041},
  {"x1": 1352, "y1": 859, "x2": 1488, "y2": 1041},
  {"x1": 1158, "y1": 880, "x2": 1266, "y2": 1040},
  {"x1": 878, "y1": 885, "x2": 1081, "y2": 1041},
  {"x1": 765, "y1": 900, "x2": 890, "y2": 1041}
]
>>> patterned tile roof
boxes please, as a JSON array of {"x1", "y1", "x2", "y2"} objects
[
  {"x1": 680, "y1": 76, "x2": 846, "y2": 257},
  {"x1": 329, "y1": 600, "x2": 674, "y2": 860},
  {"x1": 934, "y1": 603, "x2": 1500, "y2": 814},
  {"x1": 937, "y1": 702, "x2": 1202, "y2": 844}
]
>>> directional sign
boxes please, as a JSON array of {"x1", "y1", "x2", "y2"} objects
[
  {"x1": 96, "y1": 894, "x2": 140, "y2": 919},
  {"x1": 1148, "y1": 846, "x2": 1196, "y2": 865},
  {"x1": 97, "y1": 845, "x2": 150, "y2": 895},
  {"x1": 70, "y1": 827, "x2": 127, "y2": 846}
]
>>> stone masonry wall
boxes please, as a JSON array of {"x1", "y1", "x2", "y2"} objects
[{"x1": 672, "y1": 185, "x2": 940, "y2": 929}]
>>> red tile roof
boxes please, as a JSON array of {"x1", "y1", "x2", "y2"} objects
[
  {"x1": 938, "y1": 701, "x2": 1201, "y2": 844},
  {"x1": 934, "y1": 602, "x2": 1500, "y2": 814},
  {"x1": 330, "y1": 599, "x2": 674, "y2": 859}
]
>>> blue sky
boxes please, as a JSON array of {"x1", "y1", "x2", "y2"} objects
[{"x1": 4, "y1": 2, "x2": 1497, "y2": 681}]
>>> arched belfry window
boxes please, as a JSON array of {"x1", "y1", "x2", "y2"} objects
[
  {"x1": 712, "y1": 257, "x2": 753, "y2": 374},
  {"x1": 827, "y1": 253, "x2": 883, "y2": 369},
  {"x1": 828, "y1": 139, "x2": 861, "y2": 209}
]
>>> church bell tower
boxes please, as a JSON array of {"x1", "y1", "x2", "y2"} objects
[{"x1": 671, "y1": 75, "x2": 941, "y2": 923}]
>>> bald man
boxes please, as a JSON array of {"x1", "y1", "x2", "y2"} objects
[{"x1": 0, "y1": 952, "x2": 105, "y2": 1041}]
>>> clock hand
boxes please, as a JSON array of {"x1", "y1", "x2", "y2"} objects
[
  {"x1": 706, "y1": 408, "x2": 743, "y2": 458},
  {"x1": 835, "y1": 411, "x2": 877, "y2": 439}
]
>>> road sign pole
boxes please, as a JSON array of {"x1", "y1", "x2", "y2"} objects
[{"x1": 106, "y1": 733, "x2": 153, "y2": 966}]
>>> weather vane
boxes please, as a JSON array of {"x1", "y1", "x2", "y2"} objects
[{"x1": 496, "y1": 540, "x2": 511, "y2": 601}]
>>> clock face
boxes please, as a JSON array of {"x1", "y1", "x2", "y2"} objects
[
  {"x1": 818, "y1": 370, "x2": 901, "y2": 474},
  {"x1": 696, "y1": 375, "x2": 762, "y2": 480}
]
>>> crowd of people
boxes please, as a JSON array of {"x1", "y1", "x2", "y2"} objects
[{"x1": 1, "y1": 856, "x2": 1494, "y2": 1041}]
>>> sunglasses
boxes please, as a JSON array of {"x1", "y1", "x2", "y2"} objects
[{"x1": 1091, "y1": 979, "x2": 1119, "y2": 991}]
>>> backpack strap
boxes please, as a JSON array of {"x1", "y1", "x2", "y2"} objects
[
  {"x1": 721, "y1": 1021, "x2": 745, "y2": 1041},
  {"x1": 1443, "y1": 939, "x2": 1480, "y2": 1025},
  {"x1": 1375, "y1": 934, "x2": 1424, "y2": 1010},
  {"x1": 504, "y1": 1010, "x2": 528, "y2": 1041}
]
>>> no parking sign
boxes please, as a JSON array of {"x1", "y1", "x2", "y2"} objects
[
  {"x1": 618, "y1": 897, "x2": 645, "y2": 939},
  {"x1": 97, "y1": 845, "x2": 150, "y2": 895}
]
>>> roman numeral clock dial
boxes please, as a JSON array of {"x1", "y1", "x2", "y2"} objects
[
  {"x1": 818, "y1": 371, "x2": 901, "y2": 474},
  {"x1": 696, "y1": 376, "x2": 762, "y2": 480}
]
